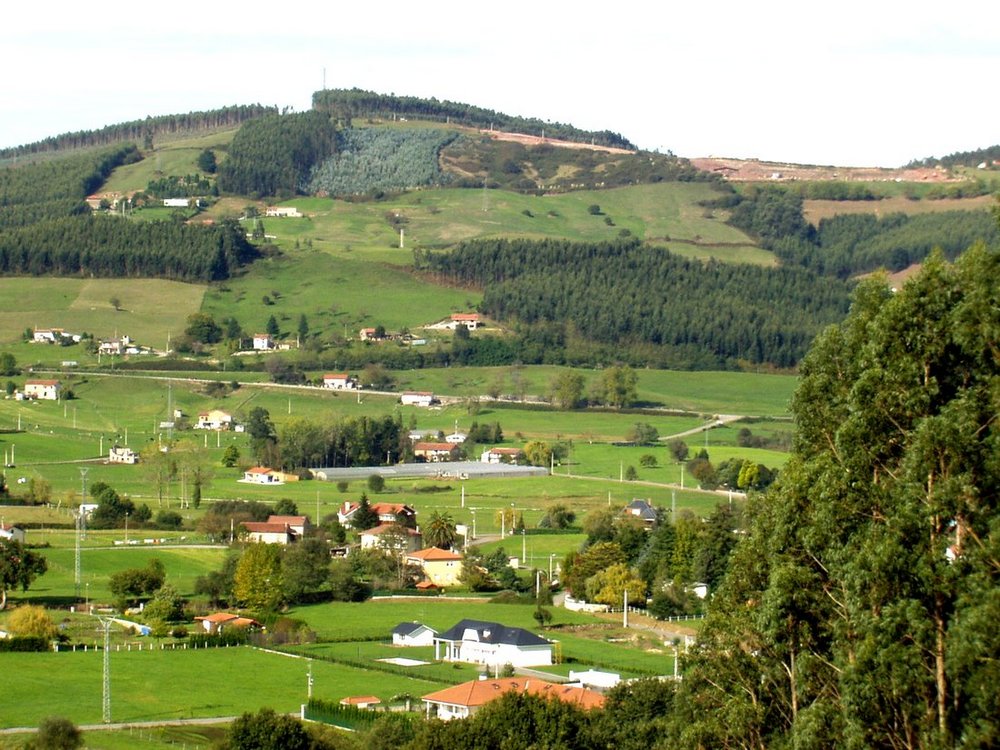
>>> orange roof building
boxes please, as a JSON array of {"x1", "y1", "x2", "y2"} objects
[{"x1": 422, "y1": 677, "x2": 605, "y2": 721}]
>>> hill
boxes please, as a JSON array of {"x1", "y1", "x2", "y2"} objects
[{"x1": 1, "y1": 91, "x2": 998, "y2": 370}]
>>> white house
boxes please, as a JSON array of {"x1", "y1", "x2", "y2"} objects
[
  {"x1": 392, "y1": 621, "x2": 437, "y2": 647},
  {"x1": 241, "y1": 521, "x2": 295, "y2": 544},
  {"x1": 0, "y1": 523, "x2": 26, "y2": 543},
  {"x1": 32, "y1": 328, "x2": 65, "y2": 343},
  {"x1": 240, "y1": 514, "x2": 310, "y2": 544},
  {"x1": 163, "y1": 198, "x2": 191, "y2": 208},
  {"x1": 433, "y1": 619, "x2": 553, "y2": 668},
  {"x1": 242, "y1": 467, "x2": 282, "y2": 485},
  {"x1": 401, "y1": 391, "x2": 434, "y2": 407},
  {"x1": 480, "y1": 447, "x2": 523, "y2": 464},
  {"x1": 322, "y1": 373, "x2": 355, "y2": 390},
  {"x1": 252, "y1": 333, "x2": 273, "y2": 351},
  {"x1": 108, "y1": 445, "x2": 139, "y2": 464},
  {"x1": 445, "y1": 432, "x2": 467, "y2": 445},
  {"x1": 23, "y1": 380, "x2": 61, "y2": 401},
  {"x1": 447, "y1": 313, "x2": 481, "y2": 330},
  {"x1": 195, "y1": 410, "x2": 234, "y2": 430},
  {"x1": 360, "y1": 523, "x2": 423, "y2": 554},
  {"x1": 264, "y1": 206, "x2": 302, "y2": 218}
]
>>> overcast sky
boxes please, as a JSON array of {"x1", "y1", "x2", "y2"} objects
[{"x1": 2, "y1": 1, "x2": 997, "y2": 167}]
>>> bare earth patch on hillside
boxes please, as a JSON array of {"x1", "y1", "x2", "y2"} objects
[
  {"x1": 483, "y1": 130, "x2": 635, "y2": 155},
  {"x1": 691, "y1": 157, "x2": 961, "y2": 183}
]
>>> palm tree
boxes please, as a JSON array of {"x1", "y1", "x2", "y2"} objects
[{"x1": 424, "y1": 511, "x2": 457, "y2": 549}]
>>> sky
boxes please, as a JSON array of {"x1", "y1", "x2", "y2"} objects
[{"x1": 2, "y1": 1, "x2": 998, "y2": 167}]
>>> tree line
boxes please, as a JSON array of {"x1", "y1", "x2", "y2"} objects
[
  {"x1": 0, "y1": 104, "x2": 276, "y2": 160},
  {"x1": 312, "y1": 88, "x2": 636, "y2": 150},
  {"x1": 0, "y1": 215, "x2": 258, "y2": 282},
  {"x1": 419, "y1": 237, "x2": 852, "y2": 368}
]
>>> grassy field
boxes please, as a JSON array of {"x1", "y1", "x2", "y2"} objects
[
  {"x1": 100, "y1": 129, "x2": 237, "y2": 196},
  {"x1": 0, "y1": 647, "x2": 436, "y2": 728},
  {"x1": 802, "y1": 194, "x2": 995, "y2": 224},
  {"x1": 0, "y1": 278, "x2": 205, "y2": 346}
]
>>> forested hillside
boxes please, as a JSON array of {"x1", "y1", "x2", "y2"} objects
[
  {"x1": 217, "y1": 111, "x2": 337, "y2": 197},
  {"x1": 313, "y1": 88, "x2": 634, "y2": 149},
  {"x1": 0, "y1": 142, "x2": 257, "y2": 281},
  {"x1": 308, "y1": 128, "x2": 458, "y2": 196},
  {"x1": 724, "y1": 187, "x2": 1000, "y2": 277},
  {"x1": 0, "y1": 104, "x2": 275, "y2": 161},
  {"x1": 0, "y1": 144, "x2": 140, "y2": 227},
  {"x1": 419, "y1": 238, "x2": 852, "y2": 368}
]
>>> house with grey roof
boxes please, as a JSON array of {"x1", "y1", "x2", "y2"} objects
[
  {"x1": 392, "y1": 621, "x2": 437, "y2": 647},
  {"x1": 433, "y1": 618, "x2": 553, "y2": 668}
]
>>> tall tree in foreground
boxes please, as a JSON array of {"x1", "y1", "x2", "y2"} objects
[
  {"x1": 673, "y1": 246, "x2": 1000, "y2": 749},
  {"x1": 0, "y1": 539, "x2": 48, "y2": 609}
]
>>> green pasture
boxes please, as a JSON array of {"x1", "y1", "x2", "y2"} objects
[
  {"x1": 14, "y1": 544, "x2": 227, "y2": 606},
  {"x1": 0, "y1": 646, "x2": 432, "y2": 728},
  {"x1": 286, "y1": 598, "x2": 597, "y2": 639},
  {"x1": 101, "y1": 130, "x2": 237, "y2": 196},
  {"x1": 200, "y1": 250, "x2": 478, "y2": 339},
  {"x1": 0, "y1": 277, "x2": 205, "y2": 346},
  {"x1": 0, "y1": 724, "x2": 226, "y2": 750}
]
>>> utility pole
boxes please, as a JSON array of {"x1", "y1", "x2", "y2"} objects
[{"x1": 97, "y1": 616, "x2": 113, "y2": 723}]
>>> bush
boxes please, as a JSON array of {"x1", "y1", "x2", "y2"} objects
[{"x1": 367, "y1": 474, "x2": 385, "y2": 493}]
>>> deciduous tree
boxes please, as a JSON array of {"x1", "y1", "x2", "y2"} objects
[{"x1": 0, "y1": 539, "x2": 48, "y2": 609}]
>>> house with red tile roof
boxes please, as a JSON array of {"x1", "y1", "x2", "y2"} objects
[
  {"x1": 422, "y1": 677, "x2": 604, "y2": 721},
  {"x1": 194, "y1": 612, "x2": 262, "y2": 634},
  {"x1": 360, "y1": 523, "x2": 422, "y2": 554}
]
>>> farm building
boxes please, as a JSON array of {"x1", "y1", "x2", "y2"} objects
[
  {"x1": 392, "y1": 622, "x2": 437, "y2": 647},
  {"x1": 242, "y1": 467, "x2": 282, "y2": 485},
  {"x1": 23, "y1": 380, "x2": 61, "y2": 400},
  {"x1": 32, "y1": 328, "x2": 67, "y2": 343},
  {"x1": 195, "y1": 612, "x2": 262, "y2": 634},
  {"x1": 264, "y1": 206, "x2": 302, "y2": 218},
  {"x1": 447, "y1": 313, "x2": 481, "y2": 330},
  {"x1": 480, "y1": 447, "x2": 524, "y2": 464},
  {"x1": 322, "y1": 373, "x2": 356, "y2": 390},
  {"x1": 252, "y1": 333, "x2": 273, "y2": 351},
  {"x1": 422, "y1": 678, "x2": 603, "y2": 721},
  {"x1": 195, "y1": 410, "x2": 235, "y2": 430},
  {"x1": 433, "y1": 619, "x2": 553, "y2": 668},
  {"x1": 108, "y1": 445, "x2": 139, "y2": 464},
  {"x1": 0, "y1": 523, "x2": 26, "y2": 543},
  {"x1": 401, "y1": 391, "x2": 435, "y2": 407},
  {"x1": 413, "y1": 442, "x2": 459, "y2": 462}
]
